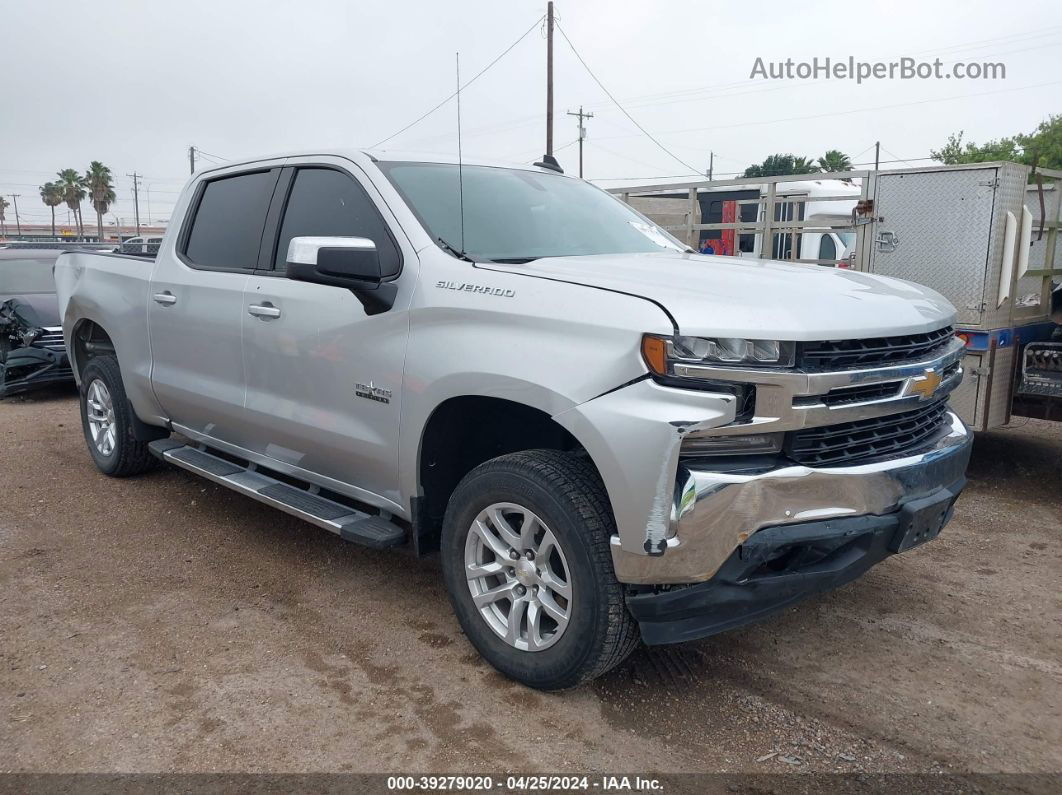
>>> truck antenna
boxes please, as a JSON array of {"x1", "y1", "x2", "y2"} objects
[{"x1": 456, "y1": 52, "x2": 466, "y2": 255}]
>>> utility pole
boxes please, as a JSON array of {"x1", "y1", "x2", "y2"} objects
[
  {"x1": 566, "y1": 106, "x2": 593, "y2": 178},
  {"x1": 189, "y1": 145, "x2": 196, "y2": 175},
  {"x1": 707, "y1": 151, "x2": 714, "y2": 181},
  {"x1": 127, "y1": 173, "x2": 141, "y2": 235},
  {"x1": 874, "y1": 141, "x2": 880, "y2": 170},
  {"x1": 10, "y1": 194, "x2": 21, "y2": 236},
  {"x1": 545, "y1": 1, "x2": 554, "y2": 158}
]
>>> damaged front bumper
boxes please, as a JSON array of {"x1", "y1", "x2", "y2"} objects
[
  {"x1": 620, "y1": 410, "x2": 971, "y2": 643},
  {"x1": 612, "y1": 410, "x2": 972, "y2": 585},
  {"x1": 1, "y1": 304, "x2": 73, "y2": 397},
  {"x1": 627, "y1": 473, "x2": 966, "y2": 644},
  {"x1": 0, "y1": 344, "x2": 73, "y2": 397}
]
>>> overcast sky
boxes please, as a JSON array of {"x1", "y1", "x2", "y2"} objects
[{"x1": 1, "y1": 0, "x2": 1059, "y2": 226}]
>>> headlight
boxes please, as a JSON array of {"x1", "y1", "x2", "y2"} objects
[{"x1": 642, "y1": 334, "x2": 795, "y2": 376}]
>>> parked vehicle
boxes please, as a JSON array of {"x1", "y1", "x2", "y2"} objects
[
  {"x1": 0, "y1": 249, "x2": 73, "y2": 397},
  {"x1": 617, "y1": 178, "x2": 860, "y2": 266},
  {"x1": 115, "y1": 236, "x2": 163, "y2": 256},
  {"x1": 54, "y1": 150, "x2": 972, "y2": 689}
]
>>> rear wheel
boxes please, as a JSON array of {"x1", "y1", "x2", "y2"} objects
[
  {"x1": 79, "y1": 355, "x2": 157, "y2": 477},
  {"x1": 441, "y1": 450, "x2": 639, "y2": 689}
]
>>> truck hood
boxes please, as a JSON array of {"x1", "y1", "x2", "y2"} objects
[{"x1": 483, "y1": 251, "x2": 955, "y2": 340}]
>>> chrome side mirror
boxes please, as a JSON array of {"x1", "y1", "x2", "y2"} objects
[{"x1": 285, "y1": 236, "x2": 395, "y2": 315}]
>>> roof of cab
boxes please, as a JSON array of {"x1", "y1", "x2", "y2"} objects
[{"x1": 194, "y1": 148, "x2": 567, "y2": 176}]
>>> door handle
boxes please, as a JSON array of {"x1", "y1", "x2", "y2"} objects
[
  {"x1": 153, "y1": 291, "x2": 177, "y2": 306},
  {"x1": 248, "y1": 303, "x2": 281, "y2": 319}
]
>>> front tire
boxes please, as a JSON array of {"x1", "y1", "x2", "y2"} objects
[
  {"x1": 441, "y1": 450, "x2": 639, "y2": 690},
  {"x1": 79, "y1": 355, "x2": 157, "y2": 477}
]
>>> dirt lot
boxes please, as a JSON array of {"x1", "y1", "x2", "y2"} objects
[{"x1": 1, "y1": 387, "x2": 1059, "y2": 776}]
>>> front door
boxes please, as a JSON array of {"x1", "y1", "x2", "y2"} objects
[
  {"x1": 240, "y1": 162, "x2": 412, "y2": 509},
  {"x1": 148, "y1": 167, "x2": 281, "y2": 445}
]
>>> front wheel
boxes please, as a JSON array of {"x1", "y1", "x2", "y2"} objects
[{"x1": 440, "y1": 450, "x2": 639, "y2": 690}]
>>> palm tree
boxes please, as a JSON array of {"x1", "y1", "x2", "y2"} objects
[
  {"x1": 791, "y1": 156, "x2": 821, "y2": 174},
  {"x1": 56, "y1": 168, "x2": 87, "y2": 239},
  {"x1": 40, "y1": 182, "x2": 64, "y2": 238},
  {"x1": 818, "y1": 150, "x2": 853, "y2": 173},
  {"x1": 0, "y1": 196, "x2": 8, "y2": 237},
  {"x1": 744, "y1": 154, "x2": 821, "y2": 178},
  {"x1": 84, "y1": 161, "x2": 117, "y2": 242}
]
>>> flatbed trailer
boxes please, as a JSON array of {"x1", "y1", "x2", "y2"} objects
[{"x1": 610, "y1": 162, "x2": 1062, "y2": 432}]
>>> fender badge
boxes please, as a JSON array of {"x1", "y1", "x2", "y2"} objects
[
  {"x1": 355, "y1": 381, "x2": 392, "y2": 404},
  {"x1": 435, "y1": 280, "x2": 515, "y2": 298}
]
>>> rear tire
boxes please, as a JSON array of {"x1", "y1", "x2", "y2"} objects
[
  {"x1": 441, "y1": 450, "x2": 639, "y2": 690},
  {"x1": 79, "y1": 355, "x2": 158, "y2": 477}
]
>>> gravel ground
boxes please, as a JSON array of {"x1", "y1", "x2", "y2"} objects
[{"x1": 1, "y1": 387, "x2": 1059, "y2": 775}]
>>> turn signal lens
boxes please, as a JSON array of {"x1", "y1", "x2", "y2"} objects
[
  {"x1": 641, "y1": 335, "x2": 668, "y2": 376},
  {"x1": 681, "y1": 432, "x2": 783, "y2": 457}
]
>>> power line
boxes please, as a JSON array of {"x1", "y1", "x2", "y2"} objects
[
  {"x1": 554, "y1": 21, "x2": 701, "y2": 176},
  {"x1": 879, "y1": 145, "x2": 918, "y2": 168},
  {"x1": 370, "y1": 14, "x2": 545, "y2": 149}
]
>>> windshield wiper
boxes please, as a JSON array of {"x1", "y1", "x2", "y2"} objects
[
  {"x1": 486, "y1": 257, "x2": 539, "y2": 264},
  {"x1": 436, "y1": 237, "x2": 474, "y2": 262}
]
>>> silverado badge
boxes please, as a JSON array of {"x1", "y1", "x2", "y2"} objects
[{"x1": 355, "y1": 381, "x2": 392, "y2": 404}]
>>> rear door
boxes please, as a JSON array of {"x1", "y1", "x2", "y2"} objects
[
  {"x1": 240, "y1": 160, "x2": 413, "y2": 507},
  {"x1": 148, "y1": 167, "x2": 281, "y2": 446}
]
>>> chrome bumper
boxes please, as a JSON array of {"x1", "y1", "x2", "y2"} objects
[{"x1": 611, "y1": 410, "x2": 973, "y2": 584}]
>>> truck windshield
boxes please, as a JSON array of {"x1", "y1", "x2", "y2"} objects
[{"x1": 380, "y1": 162, "x2": 686, "y2": 262}]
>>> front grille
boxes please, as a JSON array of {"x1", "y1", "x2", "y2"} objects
[
  {"x1": 36, "y1": 327, "x2": 66, "y2": 352},
  {"x1": 786, "y1": 400, "x2": 950, "y2": 467},
  {"x1": 799, "y1": 326, "x2": 954, "y2": 371},
  {"x1": 819, "y1": 381, "x2": 902, "y2": 407}
]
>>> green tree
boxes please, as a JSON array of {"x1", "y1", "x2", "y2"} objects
[
  {"x1": 930, "y1": 115, "x2": 1062, "y2": 174},
  {"x1": 817, "y1": 149, "x2": 853, "y2": 172},
  {"x1": 744, "y1": 153, "x2": 821, "y2": 178},
  {"x1": 930, "y1": 131, "x2": 1022, "y2": 165},
  {"x1": 39, "y1": 182, "x2": 64, "y2": 238},
  {"x1": 83, "y1": 161, "x2": 117, "y2": 242},
  {"x1": 1018, "y1": 114, "x2": 1062, "y2": 172},
  {"x1": 56, "y1": 168, "x2": 87, "y2": 239}
]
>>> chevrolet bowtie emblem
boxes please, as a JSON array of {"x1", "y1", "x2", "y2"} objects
[{"x1": 908, "y1": 368, "x2": 943, "y2": 400}]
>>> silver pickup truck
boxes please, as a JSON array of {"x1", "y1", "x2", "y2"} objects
[{"x1": 54, "y1": 150, "x2": 972, "y2": 689}]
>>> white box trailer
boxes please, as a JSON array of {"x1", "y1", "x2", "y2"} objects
[{"x1": 611, "y1": 162, "x2": 1062, "y2": 431}]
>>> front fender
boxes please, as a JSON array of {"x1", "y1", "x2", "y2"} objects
[{"x1": 553, "y1": 379, "x2": 735, "y2": 557}]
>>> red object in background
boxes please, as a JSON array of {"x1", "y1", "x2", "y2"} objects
[
  {"x1": 720, "y1": 200, "x2": 736, "y2": 256},
  {"x1": 701, "y1": 200, "x2": 737, "y2": 255}
]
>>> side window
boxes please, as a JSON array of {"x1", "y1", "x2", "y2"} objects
[
  {"x1": 274, "y1": 168, "x2": 400, "y2": 277},
  {"x1": 818, "y1": 234, "x2": 837, "y2": 262},
  {"x1": 184, "y1": 170, "x2": 277, "y2": 270}
]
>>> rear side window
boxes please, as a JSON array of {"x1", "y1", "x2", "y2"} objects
[
  {"x1": 274, "y1": 168, "x2": 400, "y2": 277},
  {"x1": 184, "y1": 170, "x2": 277, "y2": 270}
]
